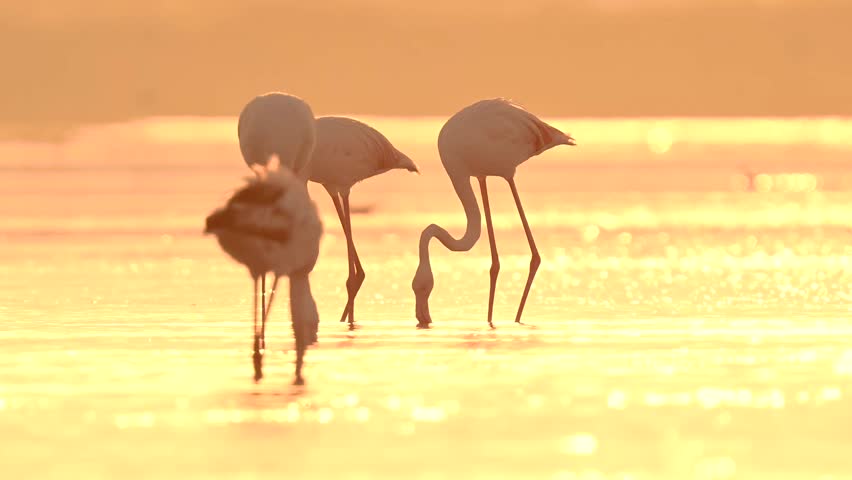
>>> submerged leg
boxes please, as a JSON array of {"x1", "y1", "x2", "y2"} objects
[
  {"x1": 265, "y1": 276, "x2": 314, "y2": 346},
  {"x1": 252, "y1": 276, "x2": 263, "y2": 382},
  {"x1": 327, "y1": 189, "x2": 356, "y2": 324},
  {"x1": 508, "y1": 178, "x2": 540, "y2": 324},
  {"x1": 478, "y1": 177, "x2": 500, "y2": 329},
  {"x1": 341, "y1": 192, "x2": 365, "y2": 329},
  {"x1": 289, "y1": 272, "x2": 318, "y2": 385}
]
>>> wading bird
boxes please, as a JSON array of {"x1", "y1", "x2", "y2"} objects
[
  {"x1": 411, "y1": 98, "x2": 576, "y2": 328},
  {"x1": 205, "y1": 158, "x2": 323, "y2": 385},
  {"x1": 309, "y1": 116, "x2": 418, "y2": 327}
]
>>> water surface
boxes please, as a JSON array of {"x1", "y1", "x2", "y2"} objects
[{"x1": 2, "y1": 117, "x2": 852, "y2": 479}]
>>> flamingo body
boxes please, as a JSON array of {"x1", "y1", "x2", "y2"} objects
[
  {"x1": 310, "y1": 116, "x2": 418, "y2": 193},
  {"x1": 238, "y1": 92, "x2": 316, "y2": 180},
  {"x1": 438, "y1": 98, "x2": 575, "y2": 178},
  {"x1": 206, "y1": 167, "x2": 323, "y2": 278},
  {"x1": 412, "y1": 98, "x2": 576, "y2": 328}
]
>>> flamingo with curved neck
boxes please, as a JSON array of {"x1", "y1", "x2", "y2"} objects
[{"x1": 412, "y1": 98, "x2": 576, "y2": 328}]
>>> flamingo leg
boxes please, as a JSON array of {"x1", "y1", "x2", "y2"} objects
[
  {"x1": 263, "y1": 275, "x2": 315, "y2": 345},
  {"x1": 291, "y1": 295, "x2": 307, "y2": 386},
  {"x1": 261, "y1": 274, "x2": 267, "y2": 336},
  {"x1": 341, "y1": 192, "x2": 365, "y2": 329},
  {"x1": 478, "y1": 177, "x2": 500, "y2": 329},
  {"x1": 289, "y1": 272, "x2": 316, "y2": 385},
  {"x1": 261, "y1": 276, "x2": 280, "y2": 349},
  {"x1": 252, "y1": 276, "x2": 263, "y2": 382},
  {"x1": 327, "y1": 190, "x2": 356, "y2": 325},
  {"x1": 508, "y1": 178, "x2": 540, "y2": 324}
]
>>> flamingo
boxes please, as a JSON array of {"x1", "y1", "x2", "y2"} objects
[
  {"x1": 231, "y1": 91, "x2": 317, "y2": 382},
  {"x1": 411, "y1": 98, "x2": 576, "y2": 328},
  {"x1": 205, "y1": 157, "x2": 323, "y2": 385},
  {"x1": 208, "y1": 91, "x2": 320, "y2": 385},
  {"x1": 308, "y1": 116, "x2": 419, "y2": 328}
]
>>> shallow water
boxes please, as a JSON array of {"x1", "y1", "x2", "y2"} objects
[{"x1": 2, "y1": 117, "x2": 852, "y2": 479}]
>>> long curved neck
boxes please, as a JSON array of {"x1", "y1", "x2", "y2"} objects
[
  {"x1": 289, "y1": 272, "x2": 318, "y2": 337},
  {"x1": 290, "y1": 272, "x2": 317, "y2": 312},
  {"x1": 418, "y1": 174, "x2": 481, "y2": 267}
]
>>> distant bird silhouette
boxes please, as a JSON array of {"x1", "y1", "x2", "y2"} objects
[
  {"x1": 238, "y1": 92, "x2": 317, "y2": 181},
  {"x1": 348, "y1": 203, "x2": 376, "y2": 215},
  {"x1": 205, "y1": 158, "x2": 323, "y2": 385},
  {"x1": 307, "y1": 116, "x2": 418, "y2": 327},
  {"x1": 740, "y1": 164, "x2": 757, "y2": 192},
  {"x1": 411, "y1": 98, "x2": 576, "y2": 328}
]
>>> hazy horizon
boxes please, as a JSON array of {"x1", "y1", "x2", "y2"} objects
[{"x1": 3, "y1": 0, "x2": 852, "y2": 140}]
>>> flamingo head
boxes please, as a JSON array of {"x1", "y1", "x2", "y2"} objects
[{"x1": 412, "y1": 262, "x2": 434, "y2": 327}]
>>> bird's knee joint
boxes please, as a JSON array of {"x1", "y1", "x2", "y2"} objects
[
  {"x1": 530, "y1": 254, "x2": 541, "y2": 269},
  {"x1": 348, "y1": 270, "x2": 365, "y2": 285},
  {"x1": 490, "y1": 262, "x2": 501, "y2": 277}
]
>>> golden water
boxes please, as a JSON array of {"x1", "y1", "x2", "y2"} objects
[{"x1": 2, "y1": 117, "x2": 852, "y2": 479}]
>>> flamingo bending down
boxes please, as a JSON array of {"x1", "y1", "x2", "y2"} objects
[
  {"x1": 211, "y1": 91, "x2": 321, "y2": 384},
  {"x1": 205, "y1": 158, "x2": 323, "y2": 385},
  {"x1": 309, "y1": 116, "x2": 418, "y2": 327},
  {"x1": 232, "y1": 91, "x2": 317, "y2": 381},
  {"x1": 411, "y1": 98, "x2": 576, "y2": 328}
]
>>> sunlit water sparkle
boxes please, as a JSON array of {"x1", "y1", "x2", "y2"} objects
[{"x1": 2, "y1": 117, "x2": 852, "y2": 479}]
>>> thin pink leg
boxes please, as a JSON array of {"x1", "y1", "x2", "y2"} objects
[
  {"x1": 508, "y1": 178, "x2": 540, "y2": 324},
  {"x1": 478, "y1": 177, "x2": 500, "y2": 329},
  {"x1": 261, "y1": 276, "x2": 279, "y2": 348},
  {"x1": 327, "y1": 190, "x2": 356, "y2": 324},
  {"x1": 252, "y1": 276, "x2": 263, "y2": 381},
  {"x1": 342, "y1": 192, "x2": 365, "y2": 329}
]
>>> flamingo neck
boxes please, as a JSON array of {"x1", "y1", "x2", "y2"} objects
[
  {"x1": 289, "y1": 272, "x2": 318, "y2": 338},
  {"x1": 417, "y1": 174, "x2": 482, "y2": 270}
]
